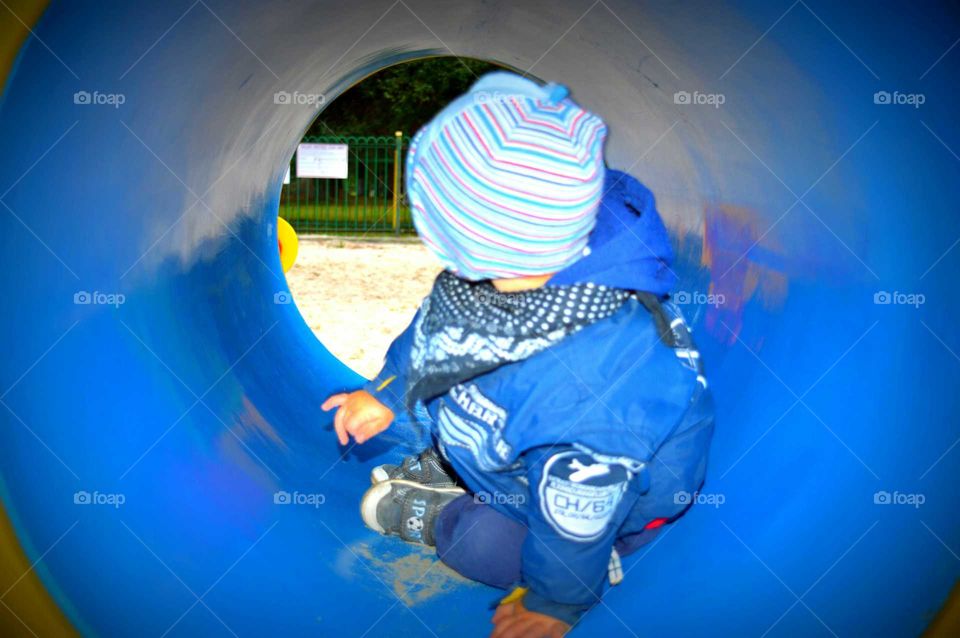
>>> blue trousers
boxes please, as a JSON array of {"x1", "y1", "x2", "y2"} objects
[{"x1": 434, "y1": 495, "x2": 666, "y2": 589}]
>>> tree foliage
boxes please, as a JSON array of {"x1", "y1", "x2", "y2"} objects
[{"x1": 307, "y1": 57, "x2": 501, "y2": 138}]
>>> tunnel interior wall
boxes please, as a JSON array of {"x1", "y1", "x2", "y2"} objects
[{"x1": 0, "y1": 1, "x2": 958, "y2": 636}]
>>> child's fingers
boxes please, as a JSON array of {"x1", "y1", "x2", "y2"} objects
[
  {"x1": 513, "y1": 618, "x2": 548, "y2": 638},
  {"x1": 346, "y1": 412, "x2": 384, "y2": 444},
  {"x1": 489, "y1": 606, "x2": 521, "y2": 636},
  {"x1": 321, "y1": 393, "x2": 348, "y2": 411},
  {"x1": 490, "y1": 614, "x2": 537, "y2": 638},
  {"x1": 323, "y1": 393, "x2": 350, "y2": 445},
  {"x1": 492, "y1": 602, "x2": 520, "y2": 623},
  {"x1": 333, "y1": 413, "x2": 349, "y2": 446},
  {"x1": 352, "y1": 417, "x2": 389, "y2": 444},
  {"x1": 334, "y1": 404, "x2": 351, "y2": 445}
]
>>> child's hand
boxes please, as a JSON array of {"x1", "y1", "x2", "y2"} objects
[
  {"x1": 490, "y1": 601, "x2": 570, "y2": 638},
  {"x1": 321, "y1": 390, "x2": 394, "y2": 445}
]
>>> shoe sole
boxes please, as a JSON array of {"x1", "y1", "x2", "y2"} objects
[
  {"x1": 359, "y1": 479, "x2": 465, "y2": 536},
  {"x1": 370, "y1": 465, "x2": 390, "y2": 484}
]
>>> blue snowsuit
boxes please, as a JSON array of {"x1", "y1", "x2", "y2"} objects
[{"x1": 364, "y1": 170, "x2": 715, "y2": 624}]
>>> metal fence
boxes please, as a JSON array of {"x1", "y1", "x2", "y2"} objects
[{"x1": 279, "y1": 134, "x2": 413, "y2": 234}]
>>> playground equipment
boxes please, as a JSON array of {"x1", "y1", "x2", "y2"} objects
[
  {"x1": 0, "y1": 1, "x2": 958, "y2": 636},
  {"x1": 277, "y1": 217, "x2": 299, "y2": 273}
]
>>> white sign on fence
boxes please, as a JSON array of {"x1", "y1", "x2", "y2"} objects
[
  {"x1": 283, "y1": 165, "x2": 290, "y2": 184},
  {"x1": 296, "y1": 143, "x2": 349, "y2": 179}
]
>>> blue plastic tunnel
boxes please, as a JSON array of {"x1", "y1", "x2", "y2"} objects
[{"x1": 1, "y1": 1, "x2": 958, "y2": 636}]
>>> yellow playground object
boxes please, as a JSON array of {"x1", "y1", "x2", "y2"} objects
[{"x1": 278, "y1": 216, "x2": 299, "y2": 273}]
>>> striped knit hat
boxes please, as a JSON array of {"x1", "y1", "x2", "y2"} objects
[{"x1": 406, "y1": 71, "x2": 607, "y2": 280}]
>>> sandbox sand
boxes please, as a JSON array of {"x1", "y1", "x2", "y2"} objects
[{"x1": 284, "y1": 236, "x2": 441, "y2": 378}]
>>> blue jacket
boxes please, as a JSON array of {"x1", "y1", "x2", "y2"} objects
[{"x1": 364, "y1": 170, "x2": 715, "y2": 624}]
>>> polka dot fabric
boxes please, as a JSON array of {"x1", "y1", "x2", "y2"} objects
[{"x1": 406, "y1": 270, "x2": 630, "y2": 406}]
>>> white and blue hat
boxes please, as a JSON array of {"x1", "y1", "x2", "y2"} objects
[{"x1": 406, "y1": 71, "x2": 608, "y2": 280}]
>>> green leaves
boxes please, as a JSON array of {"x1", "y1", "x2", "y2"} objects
[{"x1": 308, "y1": 57, "x2": 501, "y2": 137}]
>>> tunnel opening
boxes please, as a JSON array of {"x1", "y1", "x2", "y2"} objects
[{"x1": 277, "y1": 55, "x2": 503, "y2": 378}]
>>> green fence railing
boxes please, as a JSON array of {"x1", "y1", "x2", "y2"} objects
[{"x1": 280, "y1": 133, "x2": 413, "y2": 234}]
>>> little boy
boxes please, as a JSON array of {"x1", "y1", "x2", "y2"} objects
[{"x1": 322, "y1": 72, "x2": 714, "y2": 638}]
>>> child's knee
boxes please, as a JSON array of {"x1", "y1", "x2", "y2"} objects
[{"x1": 435, "y1": 497, "x2": 526, "y2": 589}]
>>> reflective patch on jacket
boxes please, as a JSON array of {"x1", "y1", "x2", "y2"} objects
[
  {"x1": 437, "y1": 383, "x2": 512, "y2": 471},
  {"x1": 538, "y1": 450, "x2": 629, "y2": 542}
]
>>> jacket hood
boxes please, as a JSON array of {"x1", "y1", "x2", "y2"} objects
[{"x1": 549, "y1": 169, "x2": 676, "y2": 295}]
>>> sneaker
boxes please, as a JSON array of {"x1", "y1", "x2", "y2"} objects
[
  {"x1": 370, "y1": 447, "x2": 457, "y2": 488},
  {"x1": 360, "y1": 479, "x2": 464, "y2": 546}
]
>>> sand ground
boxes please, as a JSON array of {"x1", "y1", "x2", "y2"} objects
[{"x1": 284, "y1": 235, "x2": 441, "y2": 378}]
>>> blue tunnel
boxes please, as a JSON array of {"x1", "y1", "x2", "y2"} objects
[{"x1": 0, "y1": 0, "x2": 958, "y2": 636}]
